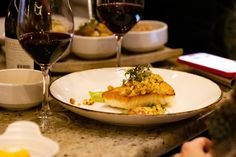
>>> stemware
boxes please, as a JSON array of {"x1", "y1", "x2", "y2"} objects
[
  {"x1": 96, "y1": 0, "x2": 144, "y2": 66},
  {"x1": 17, "y1": 0, "x2": 74, "y2": 132},
  {"x1": 88, "y1": 0, "x2": 94, "y2": 19}
]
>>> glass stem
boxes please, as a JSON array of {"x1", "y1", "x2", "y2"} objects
[
  {"x1": 39, "y1": 66, "x2": 52, "y2": 119},
  {"x1": 88, "y1": 0, "x2": 93, "y2": 19},
  {"x1": 115, "y1": 35, "x2": 123, "y2": 67}
]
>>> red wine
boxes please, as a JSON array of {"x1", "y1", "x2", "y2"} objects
[
  {"x1": 97, "y1": 2, "x2": 143, "y2": 35},
  {"x1": 19, "y1": 32, "x2": 72, "y2": 65}
]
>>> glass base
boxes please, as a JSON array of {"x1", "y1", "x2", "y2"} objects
[{"x1": 30, "y1": 112, "x2": 70, "y2": 133}]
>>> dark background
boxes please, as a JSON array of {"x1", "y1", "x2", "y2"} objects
[
  {"x1": 1, "y1": 0, "x2": 236, "y2": 59},
  {"x1": 143, "y1": 0, "x2": 236, "y2": 59},
  {"x1": 0, "y1": 1, "x2": 9, "y2": 17}
]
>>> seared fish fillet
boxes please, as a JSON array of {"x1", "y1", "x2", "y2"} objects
[{"x1": 102, "y1": 74, "x2": 175, "y2": 109}]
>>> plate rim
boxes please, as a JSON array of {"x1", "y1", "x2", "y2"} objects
[{"x1": 50, "y1": 67, "x2": 223, "y2": 117}]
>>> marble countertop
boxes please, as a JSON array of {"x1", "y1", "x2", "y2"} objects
[
  {"x1": 0, "y1": 1, "x2": 234, "y2": 156},
  {"x1": 0, "y1": 100, "x2": 212, "y2": 157},
  {"x1": 0, "y1": 94, "x2": 230, "y2": 157},
  {"x1": 0, "y1": 46, "x2": 233, "y2": 157},
  {"x1": 0, "y1": 49, "x2": 232, "y2": 156}
]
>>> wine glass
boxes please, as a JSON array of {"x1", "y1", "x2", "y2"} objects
[
  {"x1": 17, "y1": 0, "x2": 74, "y2": 132},
  {"x1": 96, "y1": 0, "x2": 144, "y2": 67}
]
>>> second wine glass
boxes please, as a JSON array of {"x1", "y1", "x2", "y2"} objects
[
  {"x1": 17, "y1": 0, "x2": 74, "y2": 132},
  {"x1": 96, "y1": 0, "x2": 144, "y2": 67}
]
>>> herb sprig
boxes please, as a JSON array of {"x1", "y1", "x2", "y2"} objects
[{"x1": 123, "y1": 64, "x2": 152, "y2": 84}]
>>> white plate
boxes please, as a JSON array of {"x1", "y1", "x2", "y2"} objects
[
  {"x1": 0, "y1": 17, "x2": 5, "y2": 45},
  {"x1": 50, "y1": 67, "x2": 222, "y2": 126}
]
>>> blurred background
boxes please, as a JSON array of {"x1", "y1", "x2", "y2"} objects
[
  {"x1": 1, "y1": 0, "x2": 235, "y2": 59},
  {"x1": 143, "y1": 0, "x2": 236, "y2": 60}
]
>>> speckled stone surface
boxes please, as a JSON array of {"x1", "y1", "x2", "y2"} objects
[
  {"x1": 0, "y1": 2, "x2": 233, "y2": 156},
  {"x1": 0, "y1": 48, "x2": 233, "y2": 157},
  {"x1": 0, "y1": 91, "x2": 230, "y2": 157}
]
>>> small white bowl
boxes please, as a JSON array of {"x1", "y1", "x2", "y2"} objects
[
  {"x1": 72, "y1": 35, "x2": 117, "y2": 59},
  {"x1": 0, "y1": 121, "x2": 59, "y2": 157},
  {"x1": 71, "y1": 17, "x2": 117, "y2": 59},
  {"x1": 0, "y1": 69, "x2": 43, "y2": 110},
  {"x1": 59, "y1": 17, "x2": 89, "y2": 60},
  {"x1": 122, "y1": 20, "x2": 168, "y2": 53}
]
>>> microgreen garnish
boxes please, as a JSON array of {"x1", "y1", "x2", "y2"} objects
[{"x1": 123, "y1": 64, "x2": 152, "y2": 84}]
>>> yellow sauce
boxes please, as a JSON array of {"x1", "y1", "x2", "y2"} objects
[{"x1": 0, "y1": 149, "x2": 30, "y2": 157}]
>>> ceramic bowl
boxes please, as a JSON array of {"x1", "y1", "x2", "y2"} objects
[
  {"x1": 71, "y1": 34, "x2": 117, "y2": 59},
  {"x1": 0, "y1": 69, "x2": 43, "y2": 110},
  {"x1": 71, "y1": 18, "x2": 117, "y2": 60},
  {"x1": 60, "y1": 17, "x2": 89, "y2": 60},
  {"x1": 0, "y1": 121, "x2": 59, "y2": 157},
  {"x1": 122, "y1": 20, "x2": 168, "y2": 53}
]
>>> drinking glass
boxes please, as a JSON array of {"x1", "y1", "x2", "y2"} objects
[
  {"x1": 96, "y1": 0, "x2": 144, "y2": 66},
  {"x1": 17, "y1": 0, "x2": 74, "y2": 132}
]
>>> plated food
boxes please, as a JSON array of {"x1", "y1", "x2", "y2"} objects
[
  {"x1": 50, "y1": 67, "x2": 222, "y2": 126},
  {"x1": 102, "y1": 65, "x2": 175, "y2": 114},
  {"x1": 74, "y1": 18, "x2": 113, "y2": 37},
  {"x1": 69, "y1": 65, "x2": 175, "y2": 115},
  {"x1": 130, "y1": 22, "x2": 158, "y2": 32}
]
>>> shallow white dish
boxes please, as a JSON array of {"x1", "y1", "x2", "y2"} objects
[
  {"x1": 0, "y1": 121, "x2": 59, "y2": 157},
  {"x1": 50, "y1": 67, "x2": 222, "y2": 126}
]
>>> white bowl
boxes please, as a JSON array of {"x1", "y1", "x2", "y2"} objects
[
  {"x1": 0, "y1": 69, "x2": 43, "y2": 110},
  {"x1": 60, "y1": 17, "x2": 89, "y2": 60},
  {"x1": 72, "y1": 35, "x2": 117, "y2": 59},
  {"x1": 0, "y1": 121, "x2": 59, "y2": 157},
  {"x1": 122, "y1": 20, "x2": 168, "y2": 53}
]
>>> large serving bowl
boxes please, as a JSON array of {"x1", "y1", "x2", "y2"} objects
[
  {"x1": 0, "y1": 69, "x2": 43, "y2": 110},
  {"x1": 72, "y1": 35, "x2": 117, "y2": 59},
  {"x1": 122, "y1": 20, "x2": 168, "y2": 53}
]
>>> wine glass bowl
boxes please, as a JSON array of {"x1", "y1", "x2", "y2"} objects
[
  {"x1": 17, "y1": 0, "x2": 74, "y2": 132},
  {"x1": 96, "y1": 0, "x2": 144, "y2": 66}
]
